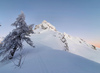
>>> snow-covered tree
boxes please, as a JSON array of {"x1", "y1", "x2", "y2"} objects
[{"x1": 0, "y1": 12, "x2": 34, "y2": 60}]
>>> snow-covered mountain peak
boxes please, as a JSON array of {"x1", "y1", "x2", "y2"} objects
[
  {"x1": 41, "y1": 20, "x2": 56, "y2": 30},
  {"x1": 34, "y1": 20, "x2": 57, "y2": 33},
  {"x1": 34, "y1": 20, "x2": 97, "y2": 50},
  {"x1": 42, "y1": 20, "x2": 48, "y2": 23}
]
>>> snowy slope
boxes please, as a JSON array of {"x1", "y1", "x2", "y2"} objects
[
  {"x1": 0, "y1": 33, "x2": 100, "y2": 73},
  {"x1": 34, "y1": 20, "x2": 100, "y2": 63}
]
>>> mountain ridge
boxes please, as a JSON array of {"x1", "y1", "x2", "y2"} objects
[
  {"x1": 34, "y1": 20, "x2": 97, "y2": 49},
  {"x1": 33, "y1": 20, "x2": 100, "y2": 63}
]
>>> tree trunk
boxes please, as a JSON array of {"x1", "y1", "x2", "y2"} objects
[{"x1": 9, "y1": 46, "x2": 17, "y2": 59}]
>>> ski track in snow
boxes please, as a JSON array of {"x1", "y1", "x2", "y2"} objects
[{"x1": 38, "y1": 54, "x2": 49, "y2": 73}]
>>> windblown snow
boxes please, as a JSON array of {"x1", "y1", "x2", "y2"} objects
[{"x1": 0, "y1": 20, "x2": 100, "y2": 73}]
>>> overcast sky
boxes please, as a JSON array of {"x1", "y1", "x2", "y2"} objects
[{"x1": 0, "y1": 0, "x2": 100, "y2": 47}]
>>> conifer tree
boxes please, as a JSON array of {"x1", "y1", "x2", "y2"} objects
[{"x1": 0, "y1": 12, "x2": 34, "y2": 60}]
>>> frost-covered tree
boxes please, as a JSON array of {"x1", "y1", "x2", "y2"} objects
[{"x1": 0, "y1": 12, "x2": 34, "y2": 60}]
